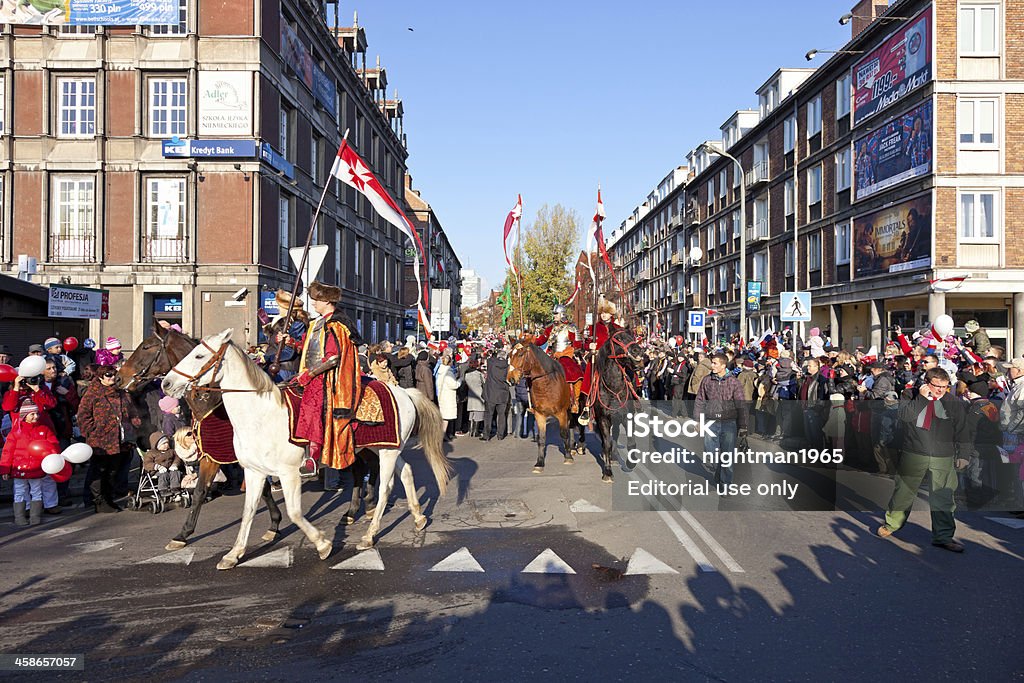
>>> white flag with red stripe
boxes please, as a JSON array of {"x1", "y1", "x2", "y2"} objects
[
  {"x1": 503, "y1": 194, "x2": 522, "y2": 273},
  {"x1": 331, "y1": 140, "x2": 432, "y2": 339},
  {"x1": 565, "y1": 276, "x2": 581, "y2": 306},
  {"x1": 586, "y1": 188, "x2": 605, "y2": 282}
]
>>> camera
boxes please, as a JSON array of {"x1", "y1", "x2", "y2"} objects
[{"x1": 23, "y1": 375, "x2": 42, "y2": 386}]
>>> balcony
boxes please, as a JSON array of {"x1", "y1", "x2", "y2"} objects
[
  {"x1": 49, "y1": 233, "x2": 96, "y2": 263},
  {"x1": 745, "y1": 159, "x2": 770, "y2": 187},
  {"x1": 675, "y1": 291, "x2": 686, "y2": 304},
  {"x1": 671, "y1": 251, "x2": 684, "y2": 266},
  {"x1": 668, "y1": 214, "x2": 683, "y2": 228},
  {"x1": 142, "y1": 234, "x2": 190, "y2": 263},
  {"x1": 636, "y1": 268, "x2": 650, "y2": 282},
  {"x1": 686, "y1": 208, "x2": 700, "y2": 226},
  {"x1": 746, "y1": 219, "x2": 769, "y2": 243}
]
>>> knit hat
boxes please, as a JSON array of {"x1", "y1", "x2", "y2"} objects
[
  {"x1": 158, "y1": 396, "x2": 179, "y2": 413},
  {"x1": 44, "y1": 337, "x2": 62, "y2": 350},
  {"x1": 19, "y1": 400, "x2": 38, "y2": 416},
  {"x1": 83, "y1": 338, "x2": 96, "y2": 349},
  {"x1": 809, "y1": 327, "x2": 820, "y2": 337},
  {"x1": 105, "y1": 337, "x2": 122, "y2": 351},
  {"x1": 965, "y1": 373, "x2": 991, "y2": 397}
]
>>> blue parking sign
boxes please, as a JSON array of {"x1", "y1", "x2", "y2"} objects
[{"x1": 688, "y1": 310, "x2": 705, "y2": 331}]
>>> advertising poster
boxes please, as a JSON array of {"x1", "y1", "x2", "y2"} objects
[
  {"x1": 852, "y1": 8, "x2": 931, "y2": 126},
  {"x1": 280, "y1": 17, "x2": 314, "y2": 90},
  {"x1": 853, "y1": 193, "x2": 931, "y2": 278},
  {"x1": 198, "y1": 71, "x2": 253, "y2": 136},
  {"x1": 0, "y1": 0, "x2": 176, "y2": 26},
  {"x1": 854, "y1": 99, "x2": 932, "y2": 200},
  {"x1": 48, "y1": 284, "x2": 109, "y2": 320},
  {"x1": 746, "y1": 281, "x2": 762, "y2": 313}
]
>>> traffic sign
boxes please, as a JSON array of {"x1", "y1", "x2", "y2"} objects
[
  {"x1": 688, "y1": 310, "x2": 706, "y2": 332},
  {"x1": 290, "y1": 244, "x2": 329, "y2": 312},
  {"x1": 780, "y1": 291, "x2": 811, "y2": 322}
]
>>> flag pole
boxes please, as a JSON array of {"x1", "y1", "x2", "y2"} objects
[
  {"x1": 514, "y1": 214, "x2": 525, "y2": 333},
  {"x1": 269, "y1": 129, "x2": 347, "y2": 375}
]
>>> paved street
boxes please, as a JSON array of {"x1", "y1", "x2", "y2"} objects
[{"x1": 2, "y1": 430, "x2": 1023, "y2": 681}]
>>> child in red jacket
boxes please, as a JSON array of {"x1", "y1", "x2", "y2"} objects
[{"x1": 0, "y1": 399, "x2": 62, "y2": 526}]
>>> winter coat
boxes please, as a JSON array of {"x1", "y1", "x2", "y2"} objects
[
  {"x1": 0, "y1": 416, "x2": 60, "y2": 479},
  {"x1": 76, "y1": 381, "x2": 136, "y2": 455},
  {"x1": 968, "y1": 328, "x2": 992, "y2": 355},
  {"x1": 464, "y1": 369, "x2": 486, "y2": 412},
  {"x1": 515, "y1": 378, "x2": 530, "y2": 403},
  {"x1": 694, "y1": 372, "x2": 748, "y2": 429},
  {"x1": 370, "y1": 356, "x2": 397, "y2": 385},
  {"x1": 437, "y1": 371, "x2": 461, "y2": 420},
  {"x1": 484, "y1": 356, "x2": 510, "y2": 405},
  {"x1": 161, "y1": 412, "x2": 186, "y2": 439},
  {"x1": 415, "y1": 360, "x2": 435, "y2": 400},
  {"x1": 737, "y1": 369, "x2": 758, "y2": 402},
  {"x1": 687, "y1": 358, "x2": 712, "y2": 395},
  {"x1": 143, "y1": 431, "x2": 182, "y2": 472},
  {"x1": 669, "y1": 361, "x2": 690, "y2": 399},
  {"x1": 2, "y1": 387, "x2": 58, "y2": 424},
  {"x1": 94, "y1": 349, "x2": 123, "y2": 367},
  {"x1": 392, "y1": 352, "x2": 416, "y2": 389},
  {"x1": 965, "y1": 397, "x2": 1002, "y2": 460}
]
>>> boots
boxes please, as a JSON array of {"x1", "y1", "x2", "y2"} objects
[
  {"x1": 13, "y1": 502, "x2": 28, "y2": 526},
  {"x1": 29, "y1": 500, "x2": 43, "y2": 526}
]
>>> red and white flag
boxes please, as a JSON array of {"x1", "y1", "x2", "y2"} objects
[
  {"x1": 331, "y1": 140, "x2": 432, "y2": 339},
  {"x1": 565, "y1": 276, "x2": 581, "y2": 306},
  {"x1": 503, "y1": 194, "x2": 522, "y2": 273},
  {"x1": 929, "y1": 275, "x2": 968, "y2": 292},
  {"x1": 586, "y1": 188, "x2": 606, "y2": 281}
]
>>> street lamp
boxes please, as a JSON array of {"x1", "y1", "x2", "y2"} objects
[
  {"x1": 838, "y1": 12, "x2": 909, "y2": 25},
  {"x1": 805, "y1": 48, "x2": 864, "y2": 61},
  {"x1": 699, "y1": 143, "x2": 747, "y2": 343}
]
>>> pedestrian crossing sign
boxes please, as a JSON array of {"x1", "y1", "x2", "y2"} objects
[{"x1": 780, "y1": 291, "x2": 811, "y2": 322}]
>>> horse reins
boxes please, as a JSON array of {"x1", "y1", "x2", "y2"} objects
[
  {"x1": 169, "y1": 341, "x2": 260, "y2": 394},
  {"x1": 595, "y1": 331, "x2": 642, "y2": 410}
]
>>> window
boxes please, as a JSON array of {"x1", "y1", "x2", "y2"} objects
[
  {"x1": 719, "y1": 170, "x2": 727, "y2": 198},
  {"x1": 57, "y1": 78, "x2": 96, "y2": 138},
  {"x1": 784, "y1": 115, "x2": 796, "y2": 153},
  {"x1": 836, "y1": 147, "x2": 852, "y2": 191},
  {"x1": 732, "y1": 210, "x2": 740, "y2": 238},
  {"x1": 752, "y1": 251, "x2": 768, "y2": 284},
  {"x1": 718, "y1": 219, "x2": 727, "y2": 246},
  {"x1": 150, "y1": 0, "x2": 188, "y2": 35},
  {"x1": 50, "y1": 176, "x2": 95, "y2": 262},
  {"x1": 370, "y1": 246, "x2": 377, "y2": 290},
  {"x1": 279, "y1": 195, "x2": 292, "y2": 268},
  {"x1": 808, "y1": 165, "x2": 822, "y2": 206},
  {"x1": 784, "y1": 178, "x2": 795, "y2": 215},
  {"x1": 959, "y1": 191, "x2": 998, "y2": 242},
  {"x1": 785, "y1": 241, "x2": 795, "y2": 275},
  {"x1": 706, "y1": 180, "x2": 714, "y2": 207},
  {"x1": 959, "y1": 4, "x2": 998, "y2": 55},
  {"x1": 0, "y1": 77, "x2": 4, "y2": 134},
  {"x1": 835, "y1": 222, "x2": 851, "y2": 265},
  {"x1": 836, "y1": 73, "x2": 852, "y2": 119},
  {"x1": 311, "y1": 134, "x2": 321, "y2": 183},
  {"x1": 689, "y1": 274, "x2": 698, "y2": 295},
  {"x1": 718, "y1": 264, "x2": 727, "y2": 292},
  {"x1": 706, "y1": 225, "x2": 714, "y2": 252},
  {"x1": 806, "y1": 95, "x2": 822, "y2": 137},
  {"x1": 808, "y1": 232, "x2": 822, "y2": 271},
  {"x1": 149, "y1": 78, "x2": 186, "y2": 138},
  {"x1": 353, "y1": 236, "x2": 361, "y2": 278},
  {"x1": 958, "y1": 97, "x2": 997, "y2": 147},
  {"x1": 145, "y1": 178, "x2": 187, "y2": 261}
]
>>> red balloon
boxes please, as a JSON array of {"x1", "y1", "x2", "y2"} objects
[
  {"x1": 63, "y1": 337, "x2": 79, "y2": 352},
  {"x1": 27, "y1": 440, "x2": 52, "y2": 458},
  {"x1": 50, "y1": 461, "x2": 74, "y2": 484},
  {"x1": 0, "y1": 364, "x2": 16, "y2": 382}
]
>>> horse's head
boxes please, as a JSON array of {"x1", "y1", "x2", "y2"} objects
[
  {"x1": 506, "y1": 342, "x2": 531, "y2": 385},
  {"x1": 117, "y1": 322, "x2": 197, "y2": 392},
  {"x1": 608, "y1": 328, "x2": 645, "y2": 370},
  {"x1": 161, "y1": 328, "x2": 234, "y2": 399}
]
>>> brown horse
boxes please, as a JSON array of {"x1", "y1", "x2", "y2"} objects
[
  {"x1": 507, "y1": 342, "x2": 578, "y2": 473},
  {"x1": 116, "y1": 322, "x2": 284, "y2": 550}
]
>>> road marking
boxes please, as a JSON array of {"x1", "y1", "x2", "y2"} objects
[
  {"x1": 522, "y1": 548, "x2": 576, "y2": 574},
  {"x1": 331, "y1": 548, "x2": 385, "y2": 571},
  {"x1": 656, "y1": 512, "x2": 716, "y2": 572},
  {"x1": 569, "y1": 499, "x2": 606, "y2": 513},
  {"x1": 987, "y1": 516, "x2": 1024, "y2": 529},
  {"x1": 429, "y1": 547, "x2": 485, "y2": 572},
  {"x1": 140, "y1": 549, "x2": 196, "y2": 566},
  {"x1": 240, "y1": 547, "x2": 292, "y2": 568},
  {"x1": 39, "y1": 526, "x2": 87, "y2": 539},
  {"x1": 625, "y1": 548, "x2": 679, "y2": 575},
  {"x1": 70, "y1": 538, "x2": 127, "y2": 554},
  {"x1": 676, "y1": 510, "x2": 746, "y2": 573}
]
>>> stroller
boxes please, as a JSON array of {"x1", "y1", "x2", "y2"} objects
[{"x1": 128, "y1": 447, "x2": 192, "y2": 514}]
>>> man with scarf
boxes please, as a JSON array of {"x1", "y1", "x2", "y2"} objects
[
  {"x1": 877, "y1": 367, "x2": 970, "y2": 552},
  {"x1": 293, "y1": 281, "x2": 363, "y2": 474}
]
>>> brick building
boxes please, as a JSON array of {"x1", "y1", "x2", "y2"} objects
[
  {"x1": 610, "y1": 0, "x2": 1024, "y2": 355},
  {"x1": 0, "y1": 3, "x2": 426, "y2": 349}
]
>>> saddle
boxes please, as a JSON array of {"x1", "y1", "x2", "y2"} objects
[{"x1": 282, "y1": 377, "x2": 400, "y2": 449}]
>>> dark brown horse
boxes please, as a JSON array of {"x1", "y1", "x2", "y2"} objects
[
  {"x1": 117, "y1": 322, "x2": 284, "y2": 550},
  {"x1": 590, "y1": 328, "x2": 644, "y2": 482},
  {"x1": 507, "y1": 342, "x2": 578, "y2": 473}
]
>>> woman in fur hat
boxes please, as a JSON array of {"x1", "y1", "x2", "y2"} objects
[{"x1": 264, "y1": 288, "x2": 311, "y2": 381}]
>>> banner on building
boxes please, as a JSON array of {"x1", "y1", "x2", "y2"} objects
[
  {"x1": 48, "y1": 284, "x2": 109, "y2": 320},
  {"x1": 852, "y1": 7, "x2": 931, "y2": 126},
  {"x1": 312, "y1": 65, "x2": 337, "y2": 115},
  {"x1": 0, "y1": 0, "x2": 177, "y2": 26},
  {"x1": 746, "y1": 281, "x2": 762, "y2": 313},
  {"x1": 853, "y1": 193, "x2": 932, "y2": 278},
  {"x1": 280, "y1": 16, "x2": 314, "y2": 91},
  {"x1": 198, "y1": 72, "x2": 253, "y2": 136},
  {"x1": 855, "y1": 99, "x2": 932, "y2": 200}
]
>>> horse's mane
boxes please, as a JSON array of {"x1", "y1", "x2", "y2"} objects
[
  {"x1": 224, "y1": 340, "x2": 279, "y2": 398},
  {"x1": 527, "y1": 343, "x2": 563, "y2": 377},
  {"x1": 595, "y1": 328, "x2": 635, "y2": 375}
]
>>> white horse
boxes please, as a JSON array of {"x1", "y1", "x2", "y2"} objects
[{"x1": 161, "y1": 328, "x2": 452, "y2": 570}]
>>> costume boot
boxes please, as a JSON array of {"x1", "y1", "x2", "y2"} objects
[
  {"x1": 13, "y1": 502, "x2": 28, "y2": 526},
  {"x1": 29, "y1": 500, "x2": 43, "y2": 525},
  {"x1": 579, "y1": 394, "x2": 591, "y2": 425}
]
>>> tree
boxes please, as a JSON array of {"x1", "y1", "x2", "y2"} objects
[{"x1": 518, "y1": 204, "x2": 579, "y2": 325}]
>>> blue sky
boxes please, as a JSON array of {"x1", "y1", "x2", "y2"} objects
[{"x1": 349, "y1": 1, "x2": 853, "y2": 292}]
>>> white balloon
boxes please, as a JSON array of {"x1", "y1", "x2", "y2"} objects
[
  {"x1": 18, "y1": 356, "x2": 47, "y2": 377},
  {"x1": 933, "y1": 314, "x2": 954, "y2": 339},
  {"x1": 41, "y1": 453, "x2": 66, "y2": 475},
  {"x1": 62, "y1": 442, "x2": 93, "y2": 464}
]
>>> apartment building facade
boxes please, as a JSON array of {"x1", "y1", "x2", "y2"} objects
[
  {"x1": 1, "y1": 2, "x2": 420, "y2": 349},
  {"x1": 613, "y1": 0, "x2": 1024, "y2": 355}
]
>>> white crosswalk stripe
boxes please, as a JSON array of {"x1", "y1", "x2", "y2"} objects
[
  {"x1": 39, "y1": 526, "x2": 87, "y2": 539},
  {"x1": 522, "y1": 548, "x2": 575, "y2": 574},
  {"x1": 569, "y1": 499, "x2": 606, "y2": 513},
  {"x1": 625, "y1": 548, "x2": 679, "y2": 575},
  {"x1": 71, "y1": 538, "x2": 127, "y2": 553},
  {"x1": 331, "y1": 548, "x2": 385, "y2": 571},
  {"x1": 239, "y1": 547, "x2": 292, "y2": 568},
  {"x1": 139, "y1": 549, "x2": 196, "y2": 566},
  {"x1": 987, "y1": 516, "x2": 1024, "y2": 529},
  {"x1": 429, "y1": 547, "x2": 484, "y2": 572}
]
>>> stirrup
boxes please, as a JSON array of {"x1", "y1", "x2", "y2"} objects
[{"x1": 578, "y1": 407, "x2": 590, "y2": 425}]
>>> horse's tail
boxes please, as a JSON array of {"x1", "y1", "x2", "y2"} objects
[{"x1": 405, "y1": 388, "x2": 453, "y2": 497}]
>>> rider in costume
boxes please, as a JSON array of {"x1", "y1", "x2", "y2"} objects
[
  {"x1": 533, "y1": 303, "x2": 584, "y2": 413},
  {"x1": 263, "y1": 289, "x2": 309, "y2": 382},
  {"x1": 579, "y1": 297, "x2": 623, "y2": 423},
  {"x1": 293, "y1": 281, "x2": 364, "y2": 471}
]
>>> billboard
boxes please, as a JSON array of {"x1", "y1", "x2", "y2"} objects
[
  {"x1": 281, "y1": 16, "x2": 314, "y2": 91},
  {"x1": 48, "y1": 284, "x2": 109, "y2": 320},
  {"x1": 853, "y1": 193, "x2": 931, "y2": 278},
  {"x1": 198, "y1": 72, "x2": 253, "y2": 136},
  {"x1": 746, "y1": 281, "x2": 762, "y2": 313},
  {"x1": 854, "y1": 99, "x2": 932, "y2": 200},
  {"x1": 0, "y1": 0, "x2": 177, "y2": 25},
  {"x1": 852, "y1": 8, "x2": 931, "y2": 126}
]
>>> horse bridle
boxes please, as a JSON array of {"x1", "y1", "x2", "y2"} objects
[
  {"x1": 169, "y1": 340, "x2": 229, "y2": 392},
  {"x1": 125, "y1": 333, "x2": 175, "y2": 389},
  {"x1": 595, "y1": 330, "x2": 643, "y2": 408},
  {"x1": 511, "y1": 344, "x2": 560, "y2": 384}
]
